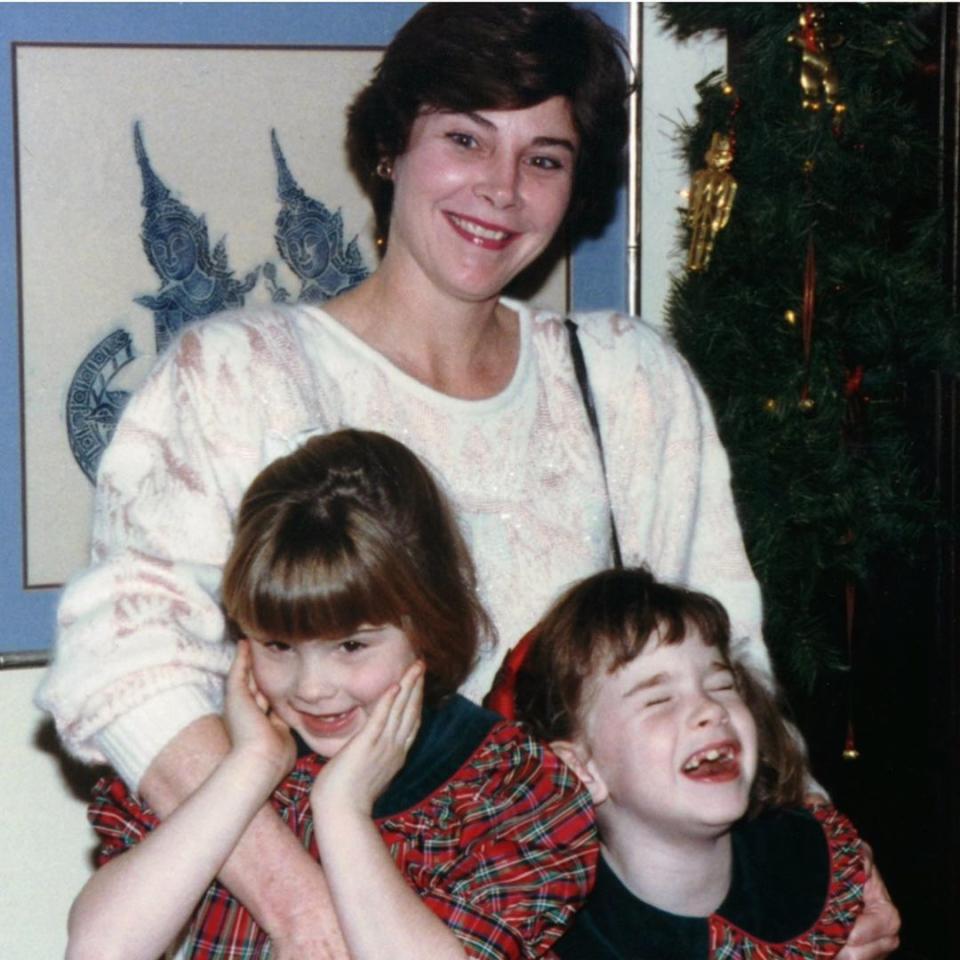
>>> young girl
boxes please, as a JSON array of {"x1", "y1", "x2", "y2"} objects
[
  {"x1": 512, "y1": 567, "x2": 866, "y2": 960},
  {"x1": 67, "y1": 429, "x2": 598, "y2": 960}
]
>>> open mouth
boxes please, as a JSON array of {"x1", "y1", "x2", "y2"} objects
[
  {"x1": 297, "y1": 705, "x2": 359, "y2": 739},
  {"x1": 445, "y1": 213, "x2": 517, "y2": 249},
  {"x1": 681, "y1": 741, "x2": 741, "y2": 781}
]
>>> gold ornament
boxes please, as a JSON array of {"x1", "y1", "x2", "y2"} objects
[
  {"x1": 842, "y1": 744, "x2": 861, "y2": 761},
  {"x1": 798, "y1": 396, "x2": 816, "y2": 412},
  {"x1": 763, "y1": 398, "x2": 778, "y2": 413},
  {"x1": 784, "y1": 309, "x2": 798, "y2": 326},
  {"x1": 787, "y1": 5, "x2": 842, "y2": 111},
  {"x1": 721, "y1": 82, "x2": 735, "y2": 97},
  {"x1": 686, "y1": 132, "x2": 738, "y2": 272}
]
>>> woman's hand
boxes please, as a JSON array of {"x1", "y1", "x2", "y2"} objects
[
  {"x1": 836, "y1": 843, "x2": 900, "y2": 960},
  {"x1": 310, "y1": 660, "x2": 424, "y2": 818},
  {"x1": 224, "y1": 639, "x2": 297, "y2": 788}
]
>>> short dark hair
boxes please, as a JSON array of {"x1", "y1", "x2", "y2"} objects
[
  {"x1": 347, "y1": 2, "x2": 632, "y2": 243},
  {"x1": 515, "y1": 567, "x2": 807, "y2": 812},
  {"x1": 221, "y1": 429, "x2": 491, "y2": 705}
]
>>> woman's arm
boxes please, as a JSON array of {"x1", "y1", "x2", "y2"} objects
[
  {"x1": 39, "y1": 318, "x2": 348, "y2": 957},
  {"x1": 578, "y1": 316, "x2": 767, "y2": 678},
  {"x1": 67, "y1": 643, "x2": 296, "y2": 960}
]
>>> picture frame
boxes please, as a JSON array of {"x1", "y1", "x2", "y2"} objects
[{"x1": 0, "y1": 2, "x2": 629, "y2": 663}]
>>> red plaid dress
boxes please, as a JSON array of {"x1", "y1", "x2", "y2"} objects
[
  {"x1": 89, "y1": 697, "x2": 598, "y2": 960},
  {"x1": 552, "y1": 803, "x2": 864, "y2": 960},
  {"x1": 707, "y1": 804, "x2": 865, "y2": 959}
]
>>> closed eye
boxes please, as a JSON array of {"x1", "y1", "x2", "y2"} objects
[
  {"x1": 644, "y1": 695, "x2": 671, "y2": 707},
  {"x1": 706, "y1": 675, "x2": 739, "y2": 695}
]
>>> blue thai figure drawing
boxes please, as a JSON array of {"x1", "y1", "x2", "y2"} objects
[
  {"x1": 65, "y1": 330, "x2": 136, "y2": 484},
  {"x1": 134, "y1": 122, "x2": 258, "y2": 353},
  {"x1": 264, "y1": 129, "x2": 368, "y2": 304},
  {"x1": 65, "y1": 122, "x2": 260, "y2": 484}
]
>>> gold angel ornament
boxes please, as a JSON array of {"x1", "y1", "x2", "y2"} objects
[
  {"x1": 686, "y1": 132, "x2": 738, "y2": 272},
  {"x1": 787, "y1": 5, "x2": 841, "y2": 111}
]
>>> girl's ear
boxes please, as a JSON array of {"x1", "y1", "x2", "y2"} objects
[{"x1": 550, "y1": 740, "x2": 609, "y2": 806}]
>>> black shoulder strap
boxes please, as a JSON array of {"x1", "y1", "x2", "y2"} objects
[{"x1": 564, "y1": 318, "x2": 623, "y2": 569}]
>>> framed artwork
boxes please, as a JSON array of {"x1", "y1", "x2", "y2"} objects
[{"x1": 1, "y1": 2, "x2": 629, "y2": 663}]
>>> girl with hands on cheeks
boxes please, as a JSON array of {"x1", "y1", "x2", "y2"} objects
[{"x1": 68, "y1": 430, "x2": 598, "y2": 960}]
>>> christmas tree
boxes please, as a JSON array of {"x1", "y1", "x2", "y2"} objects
[{"x1": 659, "y1": 3, "x2": 957, "y2": 718}]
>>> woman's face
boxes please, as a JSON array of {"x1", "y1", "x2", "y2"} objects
[{"x1": 385, "y1": 96, "x2": 578, "y2": 303}]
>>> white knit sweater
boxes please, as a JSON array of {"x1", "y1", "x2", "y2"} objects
[{"x1": 36, "y1": 299, "x2": 767, "y2": 788}]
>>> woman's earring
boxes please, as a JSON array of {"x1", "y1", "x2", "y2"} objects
[{"x1": 376, "y1": 158, "x2": 393, "y2": 180}]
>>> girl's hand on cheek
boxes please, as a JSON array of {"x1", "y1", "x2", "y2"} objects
[
  {"x1": 310, "y1": 660, "x2": 424, "y2": 820},
  {"x1": 224, "y1": 639, "x2": 297, "y2": 786}
]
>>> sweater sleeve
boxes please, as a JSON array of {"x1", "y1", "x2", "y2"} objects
[
  {"x1": 577, "y1": 312, "x2": 771, "y2": 683},
  {"x1": 36, "y1": 315, "x2": 307, "y2": 788}
]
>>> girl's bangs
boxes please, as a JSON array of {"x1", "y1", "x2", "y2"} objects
[
  {"x1": 606, "y1": 587, "x2": 731, "y2": 669},
  {"x1": 234, "y1": 548, "x2": 403, "y2": 642}
]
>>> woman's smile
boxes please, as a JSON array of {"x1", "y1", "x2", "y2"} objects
[{"x1": 444, "y1": 212, "x2": 519, "y2": 250}]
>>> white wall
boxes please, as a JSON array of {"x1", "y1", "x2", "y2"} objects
[
  {"x1": 0, "y1": 668, "x2": 99, "y2": 959},
  {"x1": 640, "y1": 3, "x2": 725, "y2": 326},
  {"x1": 0, "y1": 10, "x2": 723, "y2": 957}
]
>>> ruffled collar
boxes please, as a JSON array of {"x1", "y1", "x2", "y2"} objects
[{"x1": 289, "y1": 694, "x2": 499, "y2": 818}]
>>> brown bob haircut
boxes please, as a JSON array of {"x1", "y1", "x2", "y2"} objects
[
  {"x1": 347, "y1": 2, "x2": 632, "y2": 243},
  {"x1": 515, "y1": 567, "x2": 808, "y2": 813},
  {"x1": 221, "y1": 429, "x2": 491, "y2": 706}
]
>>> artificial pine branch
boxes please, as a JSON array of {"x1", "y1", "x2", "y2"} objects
[{"x1": 659, "y1": 3, "x2": 958, "y2": 696}]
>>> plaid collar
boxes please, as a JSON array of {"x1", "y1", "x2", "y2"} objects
[
  {"x1": 557, "y1": 805, "x2": 861, "y2": 960},
  {"x1": 286, "y1": 693, "x2": 500, "y2": 817}
]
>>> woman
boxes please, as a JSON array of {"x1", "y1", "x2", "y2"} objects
[{"x1": 38, "y1": 5, "x2": 897, "y2": 959}]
